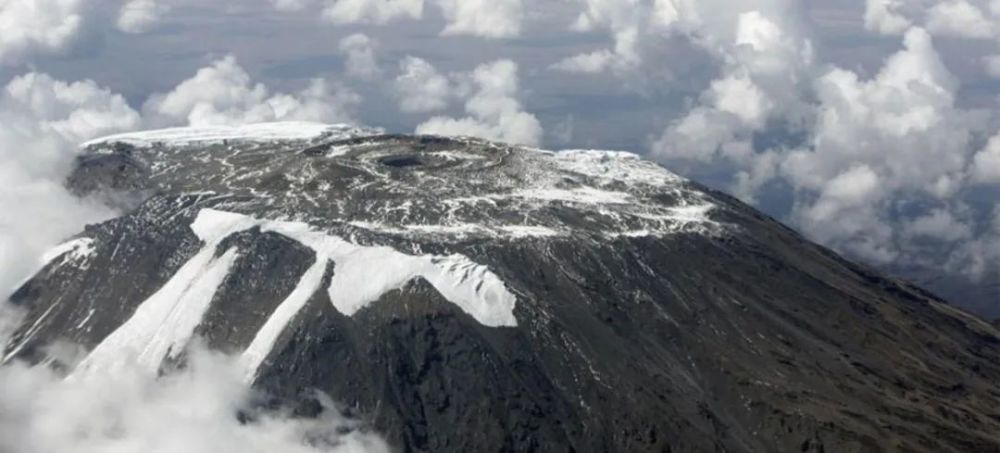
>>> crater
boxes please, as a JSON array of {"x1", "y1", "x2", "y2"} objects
[{"x1": 380, "y1": 156, "x2": 424, "y2": 168}]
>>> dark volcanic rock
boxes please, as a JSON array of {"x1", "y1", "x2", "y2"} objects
[{"x1": 5, "y1": 124, "x2": 1000, "y2": 452}]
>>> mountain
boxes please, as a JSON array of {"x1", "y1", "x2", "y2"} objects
[{"x1": 5, "y1": 122, "x2": 1000, "y2": 452}]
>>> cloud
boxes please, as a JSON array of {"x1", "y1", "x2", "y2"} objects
[
  {"x1": 903, "y1": 208, "x2": 973, "y2": 242},
  {"x1": 415, "y1": 59, "x2": 542, "y2": 146},
  {"x1": 550, "y1": 50, "x2": 615, "y2": 73},
  {"x1": 0, "y1": 343, "x2": 389, "y2": 453},
  {"x1": 926, "y1": 0, "x2": 996, "y2": 39},
  {"x1": 321, "y1": 0, "x2": 423, "y2": 25},
  {"x1": 864, "y1": 0, "x2": 914, "y2": 35},
  {"x1": 0, "y1": 72, "x2": 140, "y2": 296},
  {"x1": 0, "y1": 57, "x2": 367, "y2": 296},
  {"x1": 779, "y1": 28, "x2": 973, "y2": 260},
  {"x1": 652, "y1": 7, "x2": 813, "y2": 164},
  {"x1": 0, "y1": 0, "x2": 88, "y2": 65},
  {"x1": 553, "y1": 0, "x2": 672, "y2": 75},
  {"x1": 972, "y1": 133, "x2": 1000, "y2": 183},
  {"x1": 271, "y1": 0, "x2": 314, "y2": 11},
  {"x1": 117, "y1": 0, "x2": 170, "y2": 34},
  {"x1": 393, "y1": 56, "x2": 452, "y2": 113},
  {"x1": 435, "y1": 0, "x2": 523, "y2": 38},
  {"x1": 653, "y1": 18, "x2": 1000, "y2": 280},
  {"x1": 947, "y1": 206, "x2": 1000, "y2": 279},
  {"x1": 269, "y1": 0, "x2": 525, "y2": 39},
  {"x1": 339, "y1": 34, "x2": 380, "y2": 80},
  {"x1": 142, "y1": 56, "x2": 360, "y2": 127},
  {"x1": 864, "y1": 0, "x2": 1000, "y2": 39}
]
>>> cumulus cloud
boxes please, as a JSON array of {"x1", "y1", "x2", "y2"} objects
[
  {"x1": 0, "y1": 0, "x2": 88, "y2": 65},
  {"x1": 903, "y1": 208, "x2": 973, "y2": 242},
  {"x1": 925, "y1": 0, "x2": 996, "y2": 39},
  {"x1": 271, "y1": 0, "x2": 314, "y2": 11},
  {"x1": 632, "y1": 1, "x2": 998, "y2": 287},
  {"x1": 947, "y1": 206, "x2": 1000, "y2": 280},
  {"x1": 0, "y1": 72, "x2": 140, "y2": 296},
  {"x1": 652, "y1": 6, "x2": 812, "y2": 165},
  {"x1": 0, "y1": 343, "x2": 389, "y2": 453},
  {"x1": 0, "y1": 0, "x2": 173, "y2": 64},
  {"x1": 781, "y1": 28, "x2": 975, "y2": 261},
  {"x1": 117, "y1": 0, "x2": 170, "y2": 34},
  {"x1": 865, "y1": 0, "x2": 1000, "y2": 39},
  {"x1": 415, "y1": 59, "x2": 542, "y2": 146},
  {"x1": 142, "y1": 56, "x2": 359, "y2": 127},
  {"x1": 864, "y1": 0, "x2": 915, "y2": 35},
  {"x1": 552, "y1": 0, "x2": 672, "y2": 75},
  {"x1": 550, "y1": 49, "x2": 615, "y2": 73},
  {"x1": 972, "y1": 133, "x2": 1000, "y2": 183},
  {"x1": 648, "y1": 12, "x2": 1000, "y2": 286},
  {"x1": 322, "y1": 0, "x2": 423, "y2": 25},
  {"x1": 0, "y1": 56, "x2": 367, "y2": 296},
  {"x1": 339, "y1": 34, "x2": 380, "y2": 80},
  {"x1": 268, "y1": 0, "x2": 525, "y2": 39},
  {"x1": 435, "y1": 0, "x2": 523, "y2": 38},
  {"x1": 393, "y1": 56, "x2": 452, "y2": 113}
]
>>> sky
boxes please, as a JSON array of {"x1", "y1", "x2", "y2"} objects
[
  {"x1": 0, "y1": 0, "x2": 999, "y2": 316},
  {"x1": 0, "y1": 0, "x2": 999, "y2": 450}
]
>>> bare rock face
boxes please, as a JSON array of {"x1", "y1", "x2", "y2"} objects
[{"x1": 6, "y1": 122, "x2": 1000, "y2": 452}]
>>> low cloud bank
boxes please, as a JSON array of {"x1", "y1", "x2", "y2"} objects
[{"x1": 0, "y1": 342, "x2": 389, "y2": 453}]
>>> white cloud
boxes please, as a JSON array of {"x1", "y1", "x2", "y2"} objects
[
  {"x1": 551, "y1": 49, "x2": 615, "y2": 73},
  {"x1": 0, "y1": 0, "x2": 87, "y2": 65},
  {"x1": 0, "y1": 55, "x2": 368, "y2": 297},
  {"x1": 117, "y1": 0, "x2": 169, "y2": 34},
  {"x1": 271, "y1": 0, "x2": 313, "y2": 11},
  {"x1": 0, "y1": 344, "x2": 389, "y2": 453},
  {"x1": 926, "y1": 0, "x2": 996, "y2": 39},
  {"x1": 393, "y1": 56, "x2": 452, "y2": 113},
  {"x1": 646, "y1": 1, "x2": 999, "y2": 279},
  {"x1": 435, "y1": 0, "x2": 523, "y2": 38},
  {"x1": 272, "y1": 0, "x2": 525, "y2": 39},
  {"x1": 865, "y1": 0, "x2": 1000, "y2": 39},
  {"x1": 794, "y1": 165, "x2": 899, "y2": 263},
  {"x1": 556, "y1": 0, "x2": 669, "y2": 75},
  {"x1": 416, "y1": 59, "x2": 542, "y2": 146},
  {"x1": 0, "y1": 72, "x2": 140, "y2": 295},
  {"x1": 864, "y1": 0, "x2": 914, "y2": 35},
  {"x1": 947, "y1": 206, "x2": 1000, "y2": 279},
  {"x1": 339, "y1": 34, "x2": 380, "y2": 80},
  {"x1": 321, "y1": 0, "x2": 423, "y2": 25},
  {"x1": 652, "y1": 8, "x2": 812, "y2": 164},
  {"x1": 142, "y1": 56, "x2": 359, "y2": 128},
  {"x1": 903, "y1": 208, "x2": 973, "y2": 242},
  {"x1": 780, "y1": 29, "x2": 976, "y2": 260},
  {"x1": 972, "y1": 133, "x2": 1000, "y2": 183}
]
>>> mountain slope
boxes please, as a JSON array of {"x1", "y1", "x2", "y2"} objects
[{"x1": 5, "y1": 122, "x2": 1000, "y2": 452}]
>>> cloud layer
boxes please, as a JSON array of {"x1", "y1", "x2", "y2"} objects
[{"x1": 0, "y1": 345, "x2": 389, "y2": 453}]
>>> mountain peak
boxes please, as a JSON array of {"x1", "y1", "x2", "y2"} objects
[
  {"x1": 79, "y1": 125, "x2": 723, "y2": 241},
  {"x1": 8, "y1": 126, "x2": 1000, "y2": 452}
]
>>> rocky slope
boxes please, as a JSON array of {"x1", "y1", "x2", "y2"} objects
[{"x1": 5, "y1": 122, "x2": 1000, "y2": 452}]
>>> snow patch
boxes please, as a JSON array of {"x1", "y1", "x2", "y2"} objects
[
  {"x1": 82, "y1": 122, "x2": 378, "y2": 148},
  {"x1": 78, "y1": 208, "x2": 518, "y2": 379},
  {"x1": 74, "y1": 242, "x2": 240, "y2": 376},
  {"x1": 550, "y1": 149, "x2": 687, "y2": 187},
  {"x1": 40, "y1": 237, "x2": 96, "y2": 268},
  {"x1": 506, "y1": 187, "x2": 632, "y2": 205}
]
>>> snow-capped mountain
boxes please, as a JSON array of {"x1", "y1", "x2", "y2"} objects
[{"x1": 6, "y1": 122, "x2": 1000, "y2": 452}]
